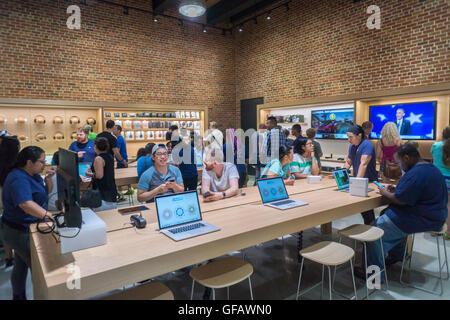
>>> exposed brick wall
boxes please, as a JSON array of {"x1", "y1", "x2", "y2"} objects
[
  {"x1": 0, "y1": 0, "x2": 448, "y2": 131},
  {"x1": 234, "y1": 0, "x2": 449, "y2": 124},
  {"x1": 0, "y1": 0, "x2": 236, "y2": 130}
]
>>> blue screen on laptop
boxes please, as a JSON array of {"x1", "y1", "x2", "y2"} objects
[
  {"x1": 333, "y1": 169, "x2": 350, "y2": 189},
  {"x1": 257, "y1": 177, "x2": 289, "y2": 203},
  {"x1": 155, "y1": 192, "x2": 202, "y2": 229}
]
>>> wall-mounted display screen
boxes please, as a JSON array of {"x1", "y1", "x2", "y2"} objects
[
  {"x1": 311, "y1": 108, "x2": 354, "y2": 139},
  {"x1": 369, "y1": 101, "x2": 436, "y2": 140}
]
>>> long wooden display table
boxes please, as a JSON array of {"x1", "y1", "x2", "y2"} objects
[{"x1": 30, "y1": 182, "x2": 387, "y2": 300}]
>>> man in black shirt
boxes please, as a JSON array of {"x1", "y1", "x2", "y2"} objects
[{"x1": 97, "y1": 120, "x2": 128, "y2": 168}]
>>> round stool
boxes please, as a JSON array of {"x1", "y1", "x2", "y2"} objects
[
  {"x1": 400, "y1": 223, "x2": 449, "y2": 296},
  {"x1": 335, "y1": 224, "x2": 388, "y2": 299},
  {"x1": 101, "y1": 282, "x2": 174, "y2": 300},
  {"x1": 189, "y1": 257, "x2": 254, "y2": 300},
  {"x1": 296, "y1": 241, "x2": 357, "y2": 300}
]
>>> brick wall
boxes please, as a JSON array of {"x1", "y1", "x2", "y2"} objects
[
  {"x1": 234, "y1": 0, "x2": 449, "y2": 124},
  {"x1": 0, "y1": 0, "x2": 236, "y2": 130},
  {"x1": 0, "y1": 0, "x2": 448, "y2": 130}
]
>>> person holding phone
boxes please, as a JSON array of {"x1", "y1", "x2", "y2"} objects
[
  {"x1": 201, "y1": 148, "x2": 239, "y2": 202},
  {"x1": 137, "y1": 144, "x2": 184, "y2": 203}
]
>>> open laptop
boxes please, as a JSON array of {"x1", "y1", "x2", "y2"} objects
[
  {"x1": 256, "y1": 177, "x2": 308, "y2": 210},
  {"x1": 332, "y1": 169, "x2": 373, "y2": 192},
  {"x1": 155, "y1": 191, "x2": 220, "y2": 241}
]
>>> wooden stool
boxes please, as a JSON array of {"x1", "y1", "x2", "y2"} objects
[
  {"x1": 296, "y1": 241, "x2": 357, "y2": 300},
  {"x1": 101, "y1": 282, "x2": 174, "y2": 300},
  {"x1": 336, "y1": 224, "x2": 388, "y2": 299},
  {"x1": 189, "y1": 257, "x2": 254, "y2": 300},
  {"x1": 400, "y1": 223, "x2": 449, "y2": 296}
]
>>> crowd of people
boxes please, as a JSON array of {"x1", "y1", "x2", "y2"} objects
[{"x1": 0, "y1": 115, "x2": 449, "y2": 299}]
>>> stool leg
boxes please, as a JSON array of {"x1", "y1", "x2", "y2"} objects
[
  {"x1": 332, "y1": 236, "x2": 342, "y2": 289},
  {"x1": 296, "y1": 257, "x2": 304, "y2": 300},
  {"x1": 363, "y1": 242, "x2": 369, "y2": 300},
  {"x1": 212, "y1": 288, "x2": 215, "y2": 301},
  {"x1": 328, "y1": 266, "x2": 332, "y2": 300},
  {"x1": 190, "y1": 280, "x2": 195, "y2": 300},
  {"x1": 443, "y1": 235, "x2": 449, "y2": 280},
  {"x1": 321, "y1": 265, "x2": 325, "y2": 300},
  {"x1": 400, "y1": 237, "x2": 409, "y2": 286},
  {"x1": 248, "y1": 277, "x2": 254, "y2": 300},
  {"x1": 436, "y1": 237, "x2": 443, "y2": 296},
  {"x1": 380, "y1": 238, "x2": 389, "y2": 290},
  {"x1": 227, "y1": 287, "x2": 230, "y2": 300},
  {"x1": 350, "y1": 259, "x2": 357, "y2": 300}
]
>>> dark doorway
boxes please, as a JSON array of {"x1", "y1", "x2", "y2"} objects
[
  {"x1": 240, "y1": 97, "x2": 264, "y2": 176},
  {"x1": 240, "y1": 97, "x2": 264, "y2": 132}
]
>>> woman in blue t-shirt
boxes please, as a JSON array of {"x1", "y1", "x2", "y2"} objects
[
  {"x1": 0, "y1": 146, "x2": 54, "y2": 300},
  {"x1": 342, "y1": 125, "x2": 378, "y2": 225},
  {"x1": 431, "y1": 126, "x2": 450, "y2": 239},
  {"x1": 260, "y1": 145, "x2": 294, "y2": 186}
]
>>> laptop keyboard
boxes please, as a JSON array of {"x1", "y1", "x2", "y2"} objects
[
  {"x1": 169, "y1": 223, "x2": 205, "y2": 234},
  {"x1": 272, "y1": 199, "x2": 295, "y2": 206}
]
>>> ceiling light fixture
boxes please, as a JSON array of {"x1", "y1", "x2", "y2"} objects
[
  {"x1": 123, "y1": 6, "x2": 129, "y2": 15},
  {"x1": 202, "y1": 24, "x2": 207, "y2": 33},
  {"x1": 238, "y1": 25, "x2": 243, "y2": 32},
  {"x1": 179, "y1": 0, "x2": 207, "y2": 18},
  {"x1": 266, "y1": 11, "x2": 271, "y2": 20},
  {"x1": 153, "y1": 14, "x2": 158, "y2": 22}
]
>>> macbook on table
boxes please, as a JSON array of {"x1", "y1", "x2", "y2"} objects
[
  {"x1": 155, "y1": 191, "x2": 220, "y2": 241},
  {"x1": 256, "y1": 177, "x2": 308, "y2": 210}
]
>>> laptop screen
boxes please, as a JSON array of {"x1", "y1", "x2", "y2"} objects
[
  {"x1": 333, "y1": 169, "x2": 350, "y2": 189},
  {"x1": 256, "y1": 177, "x2": 289, "y2": 204},
  {"x1": 155, "y1": 191, "x2": 202, "y2": 230}
]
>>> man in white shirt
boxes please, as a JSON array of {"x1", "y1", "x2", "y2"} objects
[
  {"x1": 203, "y1": 121, "x2": 223, "y2": 151},
  {"x1": 201, "y1": 148, "x2": 239, "y2": 202}
]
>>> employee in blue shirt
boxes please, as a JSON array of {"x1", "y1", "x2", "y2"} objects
[
  {"x1": 68, "y1": 127, "x2": 96, "y2": 164},
  {"x1": 343, "y1": 125, "x2": 378, "y2": 225},
  {"x1": 173, "y1": 138, "x2": 198, "y2": 191},
  {"x1": 112, "y1": 125, "x2": 128, "y2": 169},
  {"x1": 137, "y1": 143, "x2": 155, "y2": 179},
  {"x1": 0, "y1": 146, "x2": 54, "y2": 300},
  {"x1": 361, "y1": 144, "x2": 448, "y2": 280}
]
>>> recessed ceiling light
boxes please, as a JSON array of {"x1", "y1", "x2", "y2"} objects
[{"x1": 179, "y1": 0, "x2": 206, "y2": 18}]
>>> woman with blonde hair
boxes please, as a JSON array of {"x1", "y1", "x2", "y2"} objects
[{"x1": 376, "y1": 122, "x2": 402, "y2": 181}]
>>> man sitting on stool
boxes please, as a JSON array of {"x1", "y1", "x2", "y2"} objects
[
  {"x1": 201, "y1": 148, "x2": 239, "y2": 202},
  {"x1": 359, "y1": 144, "x2": 448, "y2": 280}
]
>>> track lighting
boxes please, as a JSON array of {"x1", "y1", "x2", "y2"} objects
[
  {"x1": 266, "y1": 11, "x2": 271, "y2": 20},
  {"x1": 153, "y1": 14, "x2": 158, "y2": 22}
]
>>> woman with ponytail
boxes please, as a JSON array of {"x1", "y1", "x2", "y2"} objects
[
  {"x1": 431, "y1": 126, "x2": 450, "y2": 239},
  {"x1": 344, "y1": 125, "x2": 378, "y2": 225}
]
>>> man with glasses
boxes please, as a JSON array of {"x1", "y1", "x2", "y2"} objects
[{"x1": 137, "y1": 144, "x2": 184, "y2": 203}]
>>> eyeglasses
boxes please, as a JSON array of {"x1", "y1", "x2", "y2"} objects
[
  {"x1": 306, "y1": 143, "x2": 314, "y2": 146},
  {"x1": 155, "y1": 152, "x2": 168, "y2": 157},
  {"x1": 37, "y1": 160, "x2": 46, "y2": 165}
]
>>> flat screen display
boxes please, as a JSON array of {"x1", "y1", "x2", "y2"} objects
[
  {"x1": 369, "y1": 101, "x2": 436, "y2": 140},
  {"x1": 311, "y1": 108, "x2": 354, "y2": 139}
]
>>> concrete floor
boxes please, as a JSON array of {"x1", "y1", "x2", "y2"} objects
[{"x1": 1, "y1": 179, "x2": 449, "y2": 300}]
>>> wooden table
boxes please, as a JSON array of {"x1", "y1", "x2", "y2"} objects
[{"x1": 30, "y1": 179, "x2": 388, "y2": 300}]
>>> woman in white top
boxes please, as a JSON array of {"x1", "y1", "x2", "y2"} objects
[{"x1": 291, "y1": 138, "x2": 320, "y2": 179}]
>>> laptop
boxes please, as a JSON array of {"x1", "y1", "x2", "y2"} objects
[
  {"x1": 332, "y1": 169, "x2": 373, "y2": 192},
  {"x1": 256, "y1": 177, "x2": 308, "y2": 210},
  {"x1": 155, "y1": 191, "x2": 220, "y2": 241}
]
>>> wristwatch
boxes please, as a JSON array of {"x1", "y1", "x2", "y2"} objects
[{"x1": 222, "y1": 192, "x2": 226, "y2": 199}]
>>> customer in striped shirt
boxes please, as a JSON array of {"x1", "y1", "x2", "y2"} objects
[{"x1": 290, "y1": 138, "x2": 320, "y2": 179}]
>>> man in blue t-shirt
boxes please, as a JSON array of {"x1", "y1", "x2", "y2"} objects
[
  {"x1": 112, "y1": 125, "x2": 128, "y2": 169},
  {"x1": 362, "y1": 144, "x2": 448, "y2": 280},
  {"x1": 343, "y1": 125, "x2": 378, "y2": 225},
  {"x1": 137, "y1": 144, "x2": 184, "y2": 203},
  {"x1": 68, "y1": 128, "x2": 97, "y2": 163}
]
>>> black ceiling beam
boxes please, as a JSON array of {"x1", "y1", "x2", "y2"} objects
[
  {"x1": 229, "y1": 0, "x2": 280, "y2": 24},
  {"x1": 152, "y1": 0, "x2": 178, "y2": 13},
  {"x1": 207, "y1": 0, "x2": 269, "y2": 25}
]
